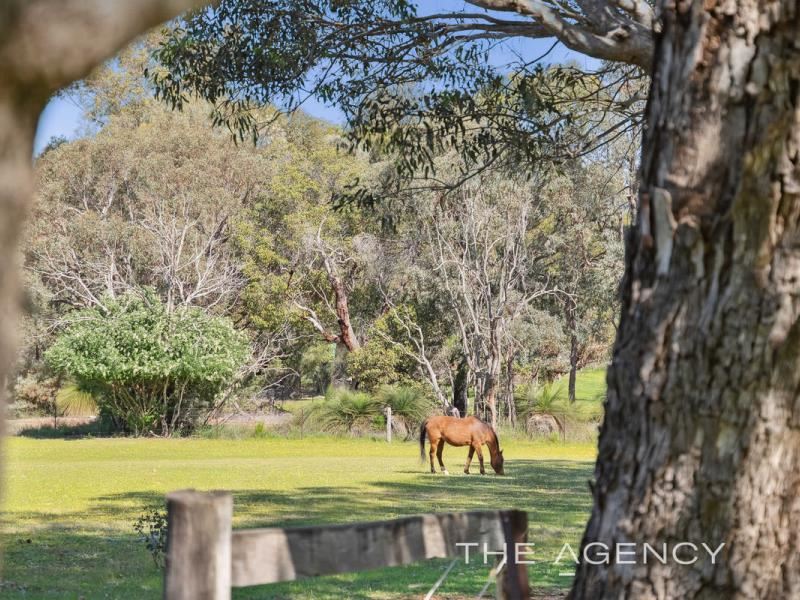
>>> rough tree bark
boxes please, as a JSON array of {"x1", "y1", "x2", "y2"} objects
[
  {"x1": 572, "y1": 1, "x2": 800, "y2": 598},
  {"x1": 0, "y1": 0, "x2": 212, "y2": 513}
]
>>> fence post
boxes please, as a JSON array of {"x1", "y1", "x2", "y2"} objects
[
  {"x1": 164, "y1": 490, "x2": 233, "y2": 600},
  {"x1": 385, "y1": 406, "x2": 392, "y2": 443},
  {"x1": 496, "y1": 510, "x2": 530, "y2": 600}
]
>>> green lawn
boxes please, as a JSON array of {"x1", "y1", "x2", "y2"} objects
[{"x1": 2, "y1": 436, "x2": 595, "y2": 599}]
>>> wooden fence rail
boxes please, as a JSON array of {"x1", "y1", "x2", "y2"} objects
[{"x1": 164, "y1": 489, "x2": 530, "y2": 600}]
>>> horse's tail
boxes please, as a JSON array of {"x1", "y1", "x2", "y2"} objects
[{"x1": 419, "y1": 419, "x2": 428, "y2": 463}]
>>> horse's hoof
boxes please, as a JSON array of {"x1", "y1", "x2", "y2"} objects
[
  {"x1": 442, "y1": 470, "x2": 449, "y2": 475},
  {"x1": 464, "y1": 470, "x2": 470, "y2": 475}
]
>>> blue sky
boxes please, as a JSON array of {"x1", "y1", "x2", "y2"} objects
[{"x1": 34, "y1": 1, "x2": 591, "y2": 153}]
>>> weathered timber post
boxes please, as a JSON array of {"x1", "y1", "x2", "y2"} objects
[
  {"x1": 496, "y1": 510, "x2": 530, "y2": 600},
  {"x1": 164, "y1": 490, "x2": 233, "y2": 600},
  {"x1": 385, "y1": 406, "x2": 392, "y2": 443}
]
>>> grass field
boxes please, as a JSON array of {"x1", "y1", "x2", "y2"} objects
[
  {"x1": 553, "y1": 367, "x2": 606, "y2": 403},
  {"x1": 2, "y1": 436, "x2": 596, "y2": 599}
]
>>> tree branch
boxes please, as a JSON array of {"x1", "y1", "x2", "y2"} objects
[
  {"x1": 2, "y1": 0, "x2": 214, "y2": 91},
  {"x1": 464, "y1": 0, "x2": 654, "y2": 70}
]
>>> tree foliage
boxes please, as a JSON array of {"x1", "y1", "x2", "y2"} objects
[{"x1": 151, "y1": 0, "x2": 646, "y2": 203}]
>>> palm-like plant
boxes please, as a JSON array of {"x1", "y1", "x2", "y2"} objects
[
  {"x1": 376, "y1": 384, "x2": 433, "y2": 434},
  {"x1": 315, "y1": 387, "x2": 381, "y2": 434},
  {"x1": 56, "y1": 383, "x2": 98, "y2": 417},
  {"x1": 517, "y1": 382, "x2": 567, "y2": 434}
]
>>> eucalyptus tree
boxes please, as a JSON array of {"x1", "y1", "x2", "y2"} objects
[
  {"x1": 410, "y1": 170, "x2": 560, "y2": 428},
  {"x1": 31, "y1": 101, "x2": 260, "y2": 314},
  {"x1": 541, "y1": 156, "x2": 626, "y2": 401},
  {"x1": 232, "y1": 116, "x2": 376, "y2": 383}
]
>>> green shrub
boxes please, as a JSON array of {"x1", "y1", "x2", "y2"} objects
[
  {"x1": 516, "y1": 382, "x2": 564, "y2": 419},
  {"x1": 13, "y1": 375, "x2": 98, "y2": 420},
  {"x1": 314, "y1": 387, "x2": 381, "y2": 434},
  {"x1": 376, "y1": 384, "x2": 433, "y2": 433},
  {"x1": 45, "y1": 291, "x2": 249, "y2": 436}
]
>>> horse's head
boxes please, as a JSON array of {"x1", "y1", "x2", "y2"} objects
[{"x1": 491, "y1": 449, "x2": 505, "y2": 475}]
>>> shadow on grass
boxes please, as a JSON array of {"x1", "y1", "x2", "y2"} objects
[
  {"x1": 1, "y1": 526, "x2": 163, "y2": 598},
  {"x1": 4, "y1": 459, "x2": 591, "y2": 598},
  {"x1": 14, "y1": 419, "x2": 118, "y2": 439}
]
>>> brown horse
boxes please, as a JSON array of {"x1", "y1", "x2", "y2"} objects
[{"x1": 419, "y1": 416, "x2": 504, "y2": 475}]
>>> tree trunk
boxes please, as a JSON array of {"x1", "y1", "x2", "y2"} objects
[
  {"x1": 572, "y1": 3, "x2": 800, "y2": 598},
  {"x1": 474, "y1": 371, "x2": 486, "y2": 420},
  {"x1": 0, "y1": 97, "x2": 44, "y2": 469},
  {"x1": 330, "y1": 341, "x2": 349, "y2": 387},
  {"x1": 565, "y1": 297, "x2": 578, "y2": 403},
  {"x1": 484, "y1": 374, "x2": 498, "y2": 429},
  {"x1": 453, "y1": 353, "x2": 469, "y2": 417},
  {"x1": 330, "y1": 274, "x2": 359, "y2": 352},
  {"x1": 505, "y1": 352, "x2": 516, "y2": 427},
  {"x1": 483, "y1": 320, "x2": 502, "y2": 429},
  {"x1": 419, "y1": 357, "x2": 450, "y2": 413},
  {"x1": 320, "y1": 252, "x2": 360, "y2": 352},
  {"x1": 485, "y1": 344, "x2": 501, "y2": 430}
]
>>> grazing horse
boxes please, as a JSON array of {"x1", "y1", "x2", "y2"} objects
[{"x1": 419, "y1": 416, "x2": 504, "y2": 475}]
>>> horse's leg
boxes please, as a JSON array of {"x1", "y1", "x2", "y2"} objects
[
  {"x1": 429, "y1": 435, "x2": 437, "y2": 474},
  {"x1": 436, "y1": 439, "x2": 448, "y2": 474},
  {"x1": 476, "y1": 445, "x2": 486, "y2": 475},
  {"x1": 464, "y1": 445, "x2": 475, "y2": 474}
]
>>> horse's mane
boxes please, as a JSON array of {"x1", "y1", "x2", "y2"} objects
[{"x1": 476, "y1": 416, "x2": 500, "y2": 450}]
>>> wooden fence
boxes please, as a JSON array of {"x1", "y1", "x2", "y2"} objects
[{"x1": 163, "y1": 489, "x2": 530, "y2": 600}]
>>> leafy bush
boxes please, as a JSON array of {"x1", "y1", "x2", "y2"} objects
[
  {"x1": 45, "y1": 291, "x2": 249, "y2": 436},
  {"x1": 515, "y1": 382, "x2": 566, "y2": 436},
  {"x1": 134, "y1": 508, "x2": 168, "y2": 569},
  {"x1": 517, "y1": 382, "x2": 564, "y2": 419},
  {"x1": 314, "y1": 387, "x2": 381, "y2": 434},
  {"x1": 515, "y1": 381, "x2": 605, "y2": 441}
]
